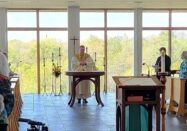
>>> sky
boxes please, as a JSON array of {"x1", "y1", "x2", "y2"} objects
[{"x1": 7, "y1": 11, "x2": 187, "y2": 42}]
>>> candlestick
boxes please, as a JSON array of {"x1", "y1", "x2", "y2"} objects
[
  {"x1": 59, "y1": 47, "x2": 61, "y2": 56},
  {"x1": 86, "y1": 47, "x2": 88, "y2": 53},
  {"x1": 95, "y1": 52, "x2": 96, "y2": 62},
  {"x1": 43, "y1": 57, "x2": 45, "y2": 67},
  {"x1": 103, "y1": 57, "x2": 105, "y2": 67},
  {"x1": 52, "y1": 53, "x2": 54, "y2": 63}
]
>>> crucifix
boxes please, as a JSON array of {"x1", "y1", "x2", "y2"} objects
[{"x1": 70, "y1": 36, "x2": 79, "y2": 55}]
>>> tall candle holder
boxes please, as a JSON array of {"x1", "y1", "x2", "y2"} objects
[
  {"x1": 51, "y1": 48, "x2": 63, "y2": 96},
  {"x1": 42, "y1": 57, "x2": 47, "y2": 95},
  {"x1": 58, "y1": 47, "x2": 63, "y2": 95},
  {"x1": 51, "y1": 53, "x2": 55, "y2": 95}
]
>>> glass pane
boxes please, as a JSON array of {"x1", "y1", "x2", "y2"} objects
[
  {"x1": 172, "y1": 11, "x2": 187, "y2": 27},
  {"x1": 39, "y1": 11, "x2": 67, "y2": 27},
  {"x1": 8, "y1": 31, "x2": 37, "y2": 93},
  {"x1": 8, "y1": 11, "x2": 36, "y2": 27},
  {"x1": 107, "y1": 11, "x2": 134, "y2": 27},
  {"x1": 40, "y1": 31, "x2": 68, "y2": 93},
  {"x1": 107, "y1": 31, "x2": 134, "y2": 92},
  {"x1": 80, "y1": 31, "x2": 105, "y2": 92},
  {"x1": 171, "y1": 31, "x2": 187, "y2": 70},
  {"x1": 80, "y1": 12, "x2": 104, "y2": 27},
  {"x1": 143, "y1": 11, "x2": 169, "y2": 27},
  {"x1": 142, "y1": 30, "x2": 169, "y2": 75}
]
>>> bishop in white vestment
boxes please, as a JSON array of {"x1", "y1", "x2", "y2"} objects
[{"x1": 71, "y1": 45, "x2": 95, "y2": 104}]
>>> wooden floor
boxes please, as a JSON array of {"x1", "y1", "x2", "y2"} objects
[{"x1": 19, "y1": 93, "x2": 187, "y2": 131}]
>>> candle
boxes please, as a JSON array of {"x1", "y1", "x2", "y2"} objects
[
  {"x1": 103, "y1": 57, "x2": 105, "y2": 66},
  {"x1": 161, "y1": 55, "x2": 165, "y2": 72},
  {"x1": 59, "y1": 47, "x2": 61, "y2": 56},
  {"x1": 94, "y1": 52, "x2": 96, "y2": 62},
  {"x1": 43, "y1": 57, "x2": 45, "y2": 67},
  {"x1": 52, "y1": 53, "x2": 54, "y2": 62},
  {"x1": 86, "y1": 47, "x2": 88, "y2": 53}
]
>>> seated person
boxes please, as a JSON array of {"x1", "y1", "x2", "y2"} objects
[
  {"x1": 178, "y1": 51, "x2": 187, "y2": 103},
  {"x1": 0, "y1": 50, "x2": 14, "y2": 131},
  {"x1": 71, "y1": 45, "x2": 95, "y2": 104}
]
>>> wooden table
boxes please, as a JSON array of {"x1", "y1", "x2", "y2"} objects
[
  {"x1": 113, "y1": 76, "x2": 164, "y2": 131},
  {"x1": 66, "y1": 71, "x2": 105, "y2": 107}
]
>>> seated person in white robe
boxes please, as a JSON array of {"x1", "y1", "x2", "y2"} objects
[{"x1": 71, "y1": 45, "x2": 95, "y2": 104}]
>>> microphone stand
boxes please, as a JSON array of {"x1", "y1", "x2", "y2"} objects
[{"x1": 142, "y1": 63, "x2": 150, "y2": 77}]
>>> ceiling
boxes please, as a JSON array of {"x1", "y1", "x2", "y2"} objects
[{"x1": 1, "y1": 0, "x2": 187, "y2": 9}]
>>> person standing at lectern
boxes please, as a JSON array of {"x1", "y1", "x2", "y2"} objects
[
  {"x1": 155, "y1": 47, "x2": 171, "y2": 77},
  {"x1": 71, "y1": 45, "x2": 95, "y2": 104}
]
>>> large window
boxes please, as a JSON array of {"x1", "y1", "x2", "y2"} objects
[
  {"x1": 171, "y1": 11, "x2": 187, "y2": 70},
  {"x1": 172, "y1": 11, "x2": 187, "y2": 27},
  {"x1": 80, "y1": 11, "x2": 104, "y2": 27},
  {"x1": 171, "y1": 31, "x2": 187, "y2": 69},
  {"x1": 8, "y1": 11, "x2": 36, "y2": 27},
  {"x1": 107, "y1": 11, "x2": 134, "y2": 27},
  {"x1": 143, "y1": 11, "x2": 169, "y2": 27},
  {"x1": 8, "y1": 10, "x2": 67, "y2": 94},
  {"x1": 8, "y1": 31, "x2": 37, "y2": 93},
  {"x1": 80, "y1": 10, "x2": 134, "y2": 92},
  {"x1": 107, "y1": 11, "x2": 134, "y2": 92},
  {"x1": 142, "y1": 11, "x2": 169, "y2": 75},
  {"x1": 142, "y1": 31, "x2": 169, "y2": 75},
  {"x1": 39, "y1": 11, "x2": 67, "y2": 27},
  {"x1": 107, "y1": 31, "x2": 134, "y2": 91},
  {"x1": 40, "y1": 31, "x2": 68, "y2": 93}
]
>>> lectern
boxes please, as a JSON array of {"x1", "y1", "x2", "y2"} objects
[{"x1": 113, "y1": 76, "x2": 164, "y2": 131}]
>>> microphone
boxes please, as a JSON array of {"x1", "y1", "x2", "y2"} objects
[{"x1": 142, "y1": 63, "x2": 150, "y2": 77}]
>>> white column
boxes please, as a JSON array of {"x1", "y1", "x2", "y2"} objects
[
  {"x1": 68, "y1": 6, "x2": 80, "y2": 71},
  {"x1": 134, "y1": 8, "x2": 142, "y2": 76},
  {"x1": 0, "y1": 8, "x2": 7, "y2": 54},
  {"x1": 68, "y1": 6, "x2": 80, "y2": 92}
]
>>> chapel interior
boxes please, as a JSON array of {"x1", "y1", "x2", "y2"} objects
[{"x1": 0, "y1": 0, "x2": 187, "y2": 131}]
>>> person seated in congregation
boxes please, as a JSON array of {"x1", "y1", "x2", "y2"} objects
[
  {"x1": 177, "y1": 51, "x2": 187, "y2": 103},
  {"x1": 71, "y1": 45, "x2": 95, "y2": 104},
  {"x1": 155, "y1": 47, "x2": 171, "y2": 78},
  {"x1": 0, "y1": 50, "x2": 14, "y2": 131}
]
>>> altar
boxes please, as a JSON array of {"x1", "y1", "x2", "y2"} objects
[{"x1": 66, "y1": 71, "x2": 105, "y2": 107}]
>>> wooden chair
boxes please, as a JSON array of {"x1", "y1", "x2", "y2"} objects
[{"x1": 7, "y1": 76, "x2": 22, "y2": 131}]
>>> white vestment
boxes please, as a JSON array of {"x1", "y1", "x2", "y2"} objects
[
  {"x1": 0, "y1": 52, "x2": 9, "y2": 78},
  {"x1": 71, "y1": 54, "x2": 94, "y2": 99}
]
